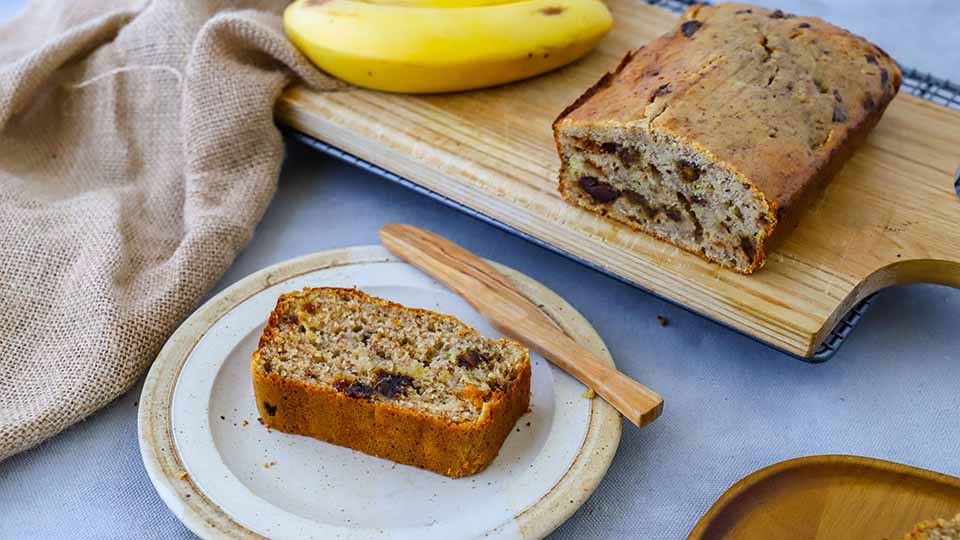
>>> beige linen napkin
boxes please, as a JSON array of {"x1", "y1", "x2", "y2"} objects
[{"x1": 0, "y1": 0, "x2": 339, "y2": 460}]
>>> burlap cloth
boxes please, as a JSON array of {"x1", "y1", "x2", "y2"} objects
[{"x1": 0, "y1": 0, "x2": 340, "y2": 460}]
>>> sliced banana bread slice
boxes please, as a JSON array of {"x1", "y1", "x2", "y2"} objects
[{"x1": 252, "y1": 287, "x2": 531, "y2": 478}]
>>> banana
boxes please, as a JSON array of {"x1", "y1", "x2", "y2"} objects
[
  {"x1": 283, "y1": 0, "x2": 612, "y2": 93},
  {"x1": 360, "y1": 0, "x2": 521, "y2": 7}
]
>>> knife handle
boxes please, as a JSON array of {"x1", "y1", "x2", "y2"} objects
[
  {"x1": 380, "y1": 223, "x2": 663, "y2": 427},
  {"x1": 507, "y1": 316, "x2": 664, "y2": 427}
]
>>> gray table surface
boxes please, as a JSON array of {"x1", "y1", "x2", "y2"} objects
[{"x1": 1, "y1": 1, "x2": 958, "y2": 539}]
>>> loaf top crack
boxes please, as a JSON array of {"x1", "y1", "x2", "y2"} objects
[
  {"x1": 253, "y1": 287, "x2": 530, "y2": 424},
  {"x1": 556, "y1": 3, "x2": 900, "y2": 214}
]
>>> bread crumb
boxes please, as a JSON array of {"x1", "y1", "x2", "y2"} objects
[
  {"x1": 657, "y1": 315, "x2": 669, "y2": 327},
  {"x1": 582, "y1": 388, "x2": 597, "y2": 399},
  {"x1": 177, "y1": 471, "x2": 188, "y2": 480},
  {"x1": 264, "y1": 461, "x2": 278, "y2": 469},
  {"x1": 242, "y1": 420, "x2": 249, "y2": 427}
]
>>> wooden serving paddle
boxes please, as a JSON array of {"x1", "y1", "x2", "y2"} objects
[{"x1": 380, "y1": 223, "x2": 663, "y2": 427}]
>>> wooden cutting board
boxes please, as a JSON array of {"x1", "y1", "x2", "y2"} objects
[
  {"x1": 689, "y1": 455, "x2": 960, "y2": 540},
  {"x1": 275, "y1": 0, "x2": 960, "y2": 358}
]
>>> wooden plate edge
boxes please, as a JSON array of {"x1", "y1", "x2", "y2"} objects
[{"x1": 688, "y1": 454, "x2": 960, "y2": 540}]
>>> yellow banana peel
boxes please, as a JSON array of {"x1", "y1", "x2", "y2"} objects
[{"x1": 283, "y1": 0, "x2": 613, "y2": 93}]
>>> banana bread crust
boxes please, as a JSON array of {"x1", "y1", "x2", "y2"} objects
[
  {"x1": 554, "y1": 3, "x2": 901, "y2": 272},
  {"x1": 252, "y1": 288, "x2": 531, "y2": 478}
]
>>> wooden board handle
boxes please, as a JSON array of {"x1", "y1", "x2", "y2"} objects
[
  {"x1": 380, "y1": 223, "x2": 664, "y2": 427},
  {"x1": 928, "y1": 167, "x2": 960, "y2": 287},
  {"x1": 860, "y1": 166, "x2": 960, "y2": 293}
]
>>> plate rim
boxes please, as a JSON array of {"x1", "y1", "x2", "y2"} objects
[{"x1": 138, "y1": 245, "x2": 622, "y2": 540}]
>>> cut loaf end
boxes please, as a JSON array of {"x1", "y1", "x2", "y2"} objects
[
  {"x1": 252, "y1": 287, "x2": 531, "y2": 478},
  {"x1": 557, "y1": 126, "x2": 775, "y2": 273}
]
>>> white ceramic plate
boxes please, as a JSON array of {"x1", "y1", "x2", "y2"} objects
[{"x1": 139, "y1": 246, "x2": 620, "y2": 540}]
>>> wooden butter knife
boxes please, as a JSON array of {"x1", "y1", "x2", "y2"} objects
[{"x1": 380, "y1": 223, "x2": 663, "y2": 427}]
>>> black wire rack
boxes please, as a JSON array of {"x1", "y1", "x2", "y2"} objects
[
  {"x1": 287, "y1": 0, "x2": 960, "y2": 362},
  {"x1": 901, "y1": 68, "x2": 960, "y2": 109}
]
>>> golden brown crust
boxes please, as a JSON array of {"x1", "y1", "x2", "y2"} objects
[
  {"x1": 252, "y1": 288, "x2": 531, "y2": 478},
  {"x1": 554, "y1": 2, "x2": 901, "y2": 273},
  {"x1": 552, "y1": 48, "x2": 636, "y2": 131}
]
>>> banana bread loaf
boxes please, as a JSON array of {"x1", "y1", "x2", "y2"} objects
[
  {"x1": 252, "y1": 287, "x2": 531, "y2": 478},
  {"x1": 553, "y1": 3, "x2": 901, "y2": 273}
]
